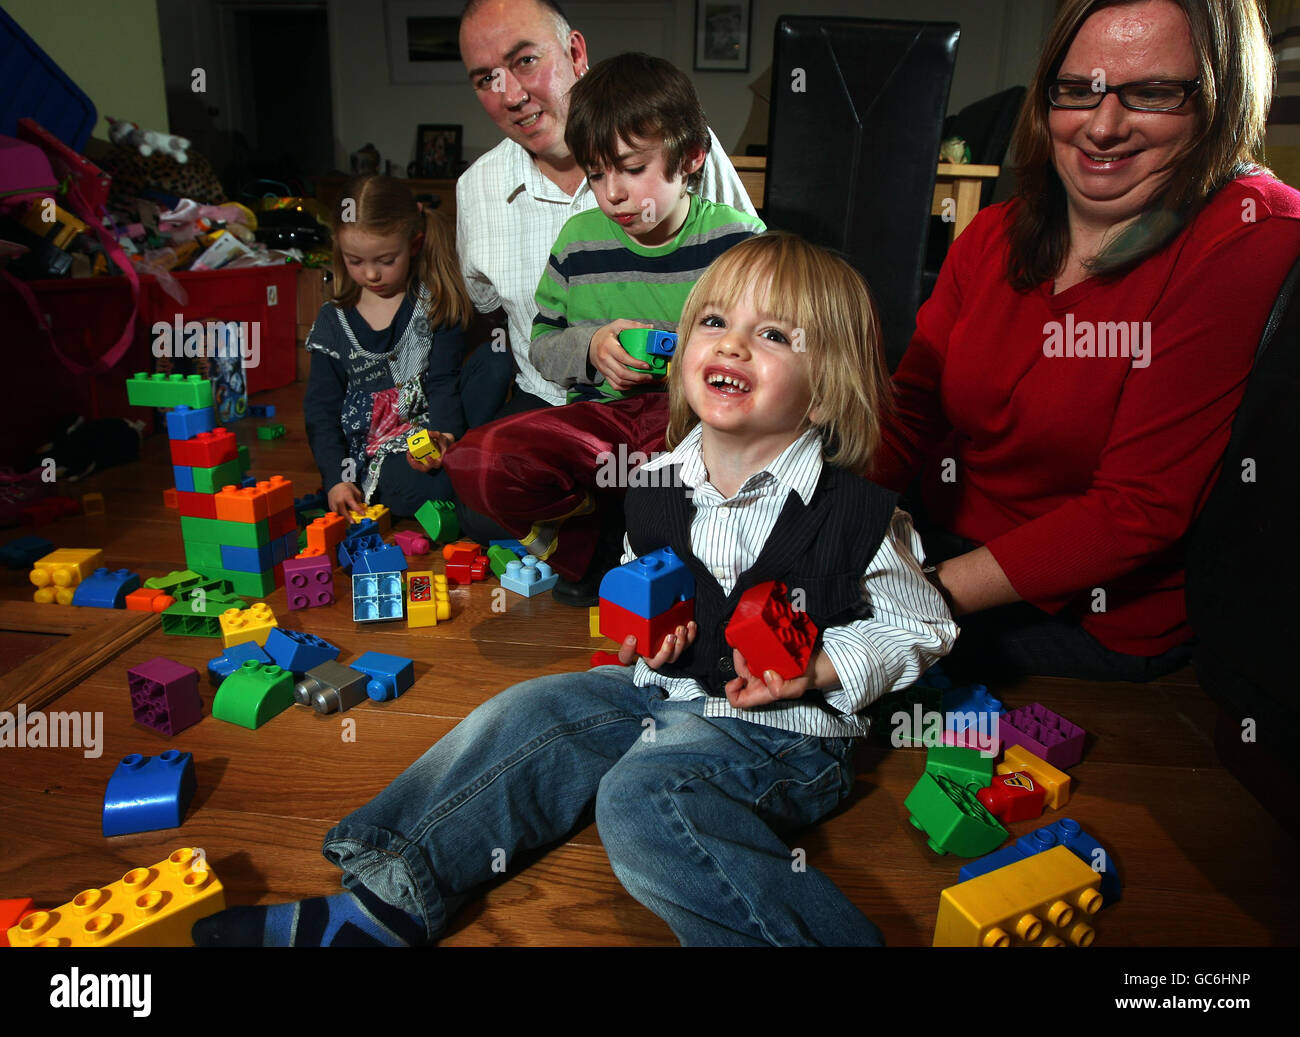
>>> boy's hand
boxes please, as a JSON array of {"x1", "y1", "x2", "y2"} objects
[
  {"x1": 589, "y1": 320, "x2": 658, "y2": 391},
  {"x1": 406, "y1": 431, "x2": 456, "y2": 473},
  {"x1": 327, "y1": 481, "x2": 364, "y2": 518},
  {"x1": 724, "y1": 648, "x2": 839, "y2": 709},
  {"x1": 617, "y1": 620, "x2": 697, "y2": 668}
]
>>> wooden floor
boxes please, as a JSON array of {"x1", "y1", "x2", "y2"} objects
[{"x1": 1, "y1": 375, "x2": 1297, "y2": 947}]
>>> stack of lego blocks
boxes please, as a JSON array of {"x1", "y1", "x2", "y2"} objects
[{"x1": 597, "y1": 547, "x2": 695, "y2": 652}]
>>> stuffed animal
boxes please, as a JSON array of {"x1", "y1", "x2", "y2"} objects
[{"x1": 107, "y1": 117, "x2": 191, "y2": 164}]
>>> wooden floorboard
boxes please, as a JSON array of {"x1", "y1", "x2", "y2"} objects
[{"x1": 1, "y1": 375, "x2": 1296, "y2": 947}]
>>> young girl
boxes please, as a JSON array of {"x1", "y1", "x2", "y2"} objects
[
  {"x1": 303, "y1": 175, "x2": 512, "y2": 518},
  {"x1": 196, "y1": 234, "x2": 956, "y2": 948}
]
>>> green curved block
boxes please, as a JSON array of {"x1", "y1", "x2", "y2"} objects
[
  {"x1": 925, "y1": 746, "x2": 995, "y2": 792},
  {"x1": 486, "y1": 545, "x2": 518, "y2": 577},
  {"x1": 415, "y1": 499, "x2": 460, "y2": 543},
  {"x1": 904, "y1": 771, "x2": 1006, "y2": 857},
  {"x1": 212, "y1": 660, "x2": 294, "y2": 728}
]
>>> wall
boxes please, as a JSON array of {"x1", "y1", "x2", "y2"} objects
[{"x1": 4, "y1": 0, "x2": 169, "y2": 138}]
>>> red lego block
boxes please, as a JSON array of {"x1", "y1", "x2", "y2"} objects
[
  {"x1": 21, "y1": 496, "x2": 81, "y2": 526},
  {"x1": 125, "y1": 587, "x2": 176, "y2": 613},
  {"x1": 445, "y1": 543, "x2": 490, "y2": 585},
  {"x1": 267, "y1": 505, "x2": 296, "y2": 540},
  {"x1": 163, "y1": 488, "x2": 179, "y2": 510},
  {"x1": 176, "y1": 490, "x2": 218, "y2": 520},
  {"x1": 590, "y1": 651, "x2": 627, "y2": 668},
  {"x1": 976, "y1": 772, "x2": 1047, "y2": 823},
  {"x1": 168, "y1": 428, "x2": 237, "y2": 468},
  {"x1": 599, "y1": 597, "x2": 695, "y2": 658},
  {"x1": 443, "y1": 541, "x2": 484, "y2": 565},
  {"x1": 724, "y1": 580, "x2": 819, "y2": 680},
  {"x1": 0, "y1": 898, "x2": 36, "y2": 947},
  {"x1": 284, "y1": 553, "x2": 334, "y2": 610},
  {"x1": 307, "y1": 513, "x2": 346, "y2": 564},
  {"x1": 215, "y1": 483, "x2": 270, "y2": 523}
]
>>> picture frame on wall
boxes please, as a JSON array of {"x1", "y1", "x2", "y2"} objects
[
  {"x1": 386, "y1": 0, "x2": 464, "y2": 83},
  {"x1": 415, "y1": 124, "x2": 463, "y2": 178},
  {"x1": 694, "y1": 0, "x2": 751, "y2": 72}
]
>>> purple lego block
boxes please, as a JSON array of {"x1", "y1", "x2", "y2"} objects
[
  {"x1": 128, "y1": 657, "x2": 202, "y2": 736},
  {"x1": 998, "y1": 703, "x2": 1086, "y2": 770},
  {"x1": 393, "y1": 530, "x2": 432, "y2": 557},
  {"x1": 283, "y1": 554, "x2": 334, "y2": 610}
]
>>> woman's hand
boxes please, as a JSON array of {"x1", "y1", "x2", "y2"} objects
[
  {"x1": 406, "y1": 430, "x2": 456, "y2": 473},
  {"x1": 327, "y1": 481, "x2": 364, "y2": 519},
  {"x1": 617, "y1": 620, "x2": 697, "y2": 668},
  {"x1": 588, "y1": 320, "x2": 658, "y2": 391}
]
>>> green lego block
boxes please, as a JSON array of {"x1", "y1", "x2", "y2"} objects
[
  {"x1": 237, "y1": 445, "x2": 251, "y2": 474},
  {"x1": 256, "y1": 423, "x2": 286, "y2": 441},
  {"x1": 184, "y1": 542, "x2": 225, "y2": 572},
  {"x1": 159, "y1": 601, "x2": 226, "y2": 637},
  {"x1": 904, "y1": 772, "x2": 1006, "y2": 857},
  {"x1": 175, "y1": 576, "x2": 238, "y2": 602},
  {"x1": 297, "y1": 530, "x2": 308, "y2": 551},
  {"x1": 867, "y1": 682, "x2": 943, "y2": 743},
  {"x1": 415, "y1": 499, "x2": 459, "y2": 543},
  {"x1": 300, "y1": 509, "x2": 325, "y2": 525},
  {"x1": 486, "y1": 544, "x2": 517, "y2": 577},
  {"x1": 925, "y1": 746, "x2": 995, "y2": 792},
  {"x1": 218, "y1": 567, "x2": 275, "y2": 598},
  {"x1": 181, "y1": 516, "x2": 271, "y2": 548},
  {"x1": 191, "y1": 459, "x2": 243, "y2": 494},
  {"x1": 126, "y1": 372, "x2": 214, "y2": 410},
  {"x1": 212, "y1": 660, "x2": 295, "y2": 728},
  {"x1": 144, "y1": 569, "x2": 204, "y2": 593}
]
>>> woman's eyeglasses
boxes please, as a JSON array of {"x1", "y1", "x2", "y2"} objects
[{"x1": 1047, "y1": 79, "x2": 1200, "y2": 112}]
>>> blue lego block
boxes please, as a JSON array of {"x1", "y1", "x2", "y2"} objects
[
  {"x1": 166, "y1": 405, "x2": 217, "y2": 440},
  {"x1": 500, "y1": 556, "x2": 559, "y2": 597},
  {"x1": 942, "y1": 684, "x2": 1003, "y2": 734},
  {"x1": 353, "y1": 543, "x2": 408, "y2": 575},
  {"x1": 294, "y1": 490, "x2": 326, "y2": 515},
  {"x1": 101, "y1": 750, "x2": 196, "y2": 837},
  {"x1": 337, "y1": 534, "x2": 384, "y2": 574},
  {"x1": 173, "y1": 465, "x2": 196, "y2": 492},
  {"x1": 348, "y1": 517, "x2": 379, "y2": 540},
  {"x1": 351, "y1": 651, "x2": 415, "y2": 701},
  {"x1": 249, "y1": 404, "x2": 276, "y2": 418},
  {"x1": 958, "y1": 817, "x2": 1122, "y2": 907},
  {"x1": 0, "y1": 535, "x2": 55, "y2": 569},
  {"x1": 239, "y1": 475, "x2": 257, "y2": 488},
  {"x1": 597, "y1": 546, "x2": 694, "y2": 618},
  {"x1": 644, "y1": 329, "x2": 678, "y2": 358},
  {"x1": 270, "y1": 529, "x2": 299, "y2": 566},
  {"x1": 353, "y1": 571, "x2": 405, "y2": 622},
  {"x1": 71, "y1": 568, "x2": 141, "y2": 608},
  {"x1": 208, "y1": 641, "x2": 273, "y2": 686},
  {"x1": 220, "y1": 541, "x2": 275, "y2": 574},
  {"x1": 263, "y1": 627, "x2": 340, "y2": 675}
]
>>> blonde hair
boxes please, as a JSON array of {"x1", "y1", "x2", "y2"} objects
[
  {"x1": 329, "y1": 175, "x2": 473, "y2": 329},
  {"x1": 667, "y1": 233, "x2": 892, "y2": 471}
]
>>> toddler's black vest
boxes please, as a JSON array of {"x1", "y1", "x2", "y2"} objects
[{"x1": 625, "y1": 460, "x2": 898, "y2": 697}]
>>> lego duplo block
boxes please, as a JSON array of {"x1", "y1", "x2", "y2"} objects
[
  {"x1": 0, "y1": 898, "x2": 36, "y2": 947},
  {"x1": 102, "y1": 751, "x2": 196, "y2": 837},
  {"x1": 220, "y1": 567, "x2": 277, "y2": 599},
  {"x1": 264, "y1": 627, "x2": 340, "y2": 674},
  {"x1": 128, "y1": 657, "x2": 202, "y2": 736},
  {"x1": 351, "y1": 651, "x2": 415, "y2": 701},
  {"x1": 407, "y1": 428, "x2": 441, "y2": 461},
  {"x1": 173, "y1": 464, "x2": 196, "y2": 492},
  {"x1": 215, "y1": 483, "x2": 270, "y2": 523},
  {"x1": 976, "y1": 771, "x2": 1046, "y2": 823},
  {"x1": 589, "y1": 606, "x2": 601, "y2": 638},
  {"x1": 353, "y1": 571, "x2": 405, "y2": 622},
  {"x1": 72, "y1": 568, "x2": 141, "y2": 608},
  {"x1": 0, "y1": 535, "x2": 54, "y2": 569},
  {"x1": 415, "y1": 498, "x2": 459, "y2": 542},
  {"x1": 486, "y1": 543, "x2": 519, "y2": 577},
  {"x1": 126, "y1": 371, "x2": 214, "y2": 409},
  {"x1": 394, "y1": 530, "x2": 432, "y2": 557},
  {"x1": 925, "y1": 746, "x2": 994, "y2": 791},
  {"x1": 338, "y1": 534, "x2": 384, "y2": 573},
  {"x1": 347, "y1": 518, "x2": 378, "y2": 541},
  {"x1": 220, "y1": 603, "x2": 278, "y2": 647},
  {"x1": 407, "y1": 571, "x2": 450, "y2": 627},
  {"x1": 294, "y1": 660, "x2": 369, "y2": 714},
  {"x1": 166, "y1": 404, "x2": 217, "y2": 440},
  {"x1": 163, "y1": 487, "x2": 179, "y2": 509},
  {"x1": 490, "y1": 539, "x2": 529, "y2": 557},
  {"x1": 943, "y1": 684, "x2": 1003, "y2": 734},
  {"x1": 219, "y1": 541, "x2": 274, "y2": 574},
  {"x1": 870, "y1": 682, "x2": 944, "y2": 745},
  {"x1": 598, "y1": 546, "x2": 694, "y2": 618},
  {"x1": 590, "y1": 650, "x2": 625, "y2": 668},
  {"x1": 306, "y1": 513, "x2": 347, "y2": 562},
  {"x1": 446, "y1": 553, "x2": 489, "y2": 585},
  {"x1": 212, "y1": 660, "x2": 295, "y2": 728},
  {"x1": 237, "y1": 444, "x2": 251, "y2": 473},
  {"x1": 999, "y1": 703, "x2": 1086, "y2": 770},
  {"x1": 348, "y1": 503, "x2": 391, "y2": 538},
  {"x1": 30, "y1": 548, "x2": 104, "y2": 589},
  {"x1": 904, "y1": 771, "x2": 1007, "y2": 857},
  {"x1": 934, "y1": 845, "x2": 1103, "y2": 947},
  {"x1": 256, "y1": 422, "x2": 286, "y2": 440},
  {"x1": 724, "y1": 580, "x2": 819, "y2": 681},
  {"x1": 268, "y1": 505, "x2": 297, "y2": 540},
  {"x1": 125, "y1": 587, "x2": 176, "y2": 613},
  {"x1": 284, "y1": 554, "x2": 334, "y2": 610},
  {"x1": 145, "y1": 569, "x2": 203, "y2": 593},
  {"x1": 959, "y1": 818, "x2": 1121, "y2": 907},
  {"x1": 20, "y1": 495, "x2": 82, "y2": 526},
  {"x1": 443, "y1": 540, "x2": 484, "y2": 564},
  {"x1": 249, "y1": 404, "x2": 276, "y2": 418},
  {"x1": 185, "y1": 541, "x2": 225, "y2": 573},
  {"x1": 169, "y1": 428, "x2": 237, "y2": 468},
  {"x1": 191, "y1": 458, "x2": 243, "y2": 495},
  {"x1": 181, "y1": 515, "x2": 270, "y2": 548},
  {"x1": 998, "y1": 744, "x2": 1071, "y2": 810},
  {"x1": 82, "y1": 492, "x2": 105, "y2": 516},
  {"x1": 599, "y1": 597, "x2": 695, "y2": 657},
  {"x1": 8, "y1": 847, "x2": 223, "y2": 948},
  {"x1": 255, "y1": 475, "x2": 294, "y2": 515},
  {"x1": 294, "y1": 489, "x2": 327, "y2": 515},
  {"x1": 270, "y1": 529, "x2": 299, "y2": 566},
  {"x1": 600, "y1": 329, "x2": 676, "y2": 399},
  {"x1": 176, "y1": 489, "x2": 218, "y2": 519},
  {"x1": 501, "y1": 556, "x2": 558, "y2": 597},
  {"x1": 353, "y1": 543, "x2": 408, "y2": 575},
  {"x1": 207, "y1": 640, "x2": 272, "y2": 687}
]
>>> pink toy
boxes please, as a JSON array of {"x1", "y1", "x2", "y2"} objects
[{"x1": 394, "y1": 530, "x2": 432, "y2": 557}]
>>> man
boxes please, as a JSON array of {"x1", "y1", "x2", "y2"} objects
[{"x1": 456, "y1": 0, "x2": 758, "y2": 415}]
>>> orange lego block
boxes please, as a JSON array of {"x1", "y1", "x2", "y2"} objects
[
  {"x1": 307, "y1": 513, "x2": 346, "y2": 563},
  {"x1": 215, "y1": 483, "x2": 270, "y2": 523},
  {"x1": 997, "y1": 744, "x2": 1071, "y2": 810},
  {"x1": 163, "y1": 488, "x2": 179, "y2": 509},
  {"x1": 259, "y1": 475, "x2": 295, "y2": 516},
  {"x1": 7, "y1": 848, "x2": 224, "y2": 947},
  {"x1": 407, "y1": 571, "x2": 451, "y2": 627},
  {"x1": 125, "y1": 587, "x2": 176, "y2": 613},
  {"x1": 442, "y1": 540, "x2": 484, "y2": 564},
  {"x1": 933, "y1": 845, "x2": 1103, "y2": 947},
  {"x1": 220, "y1": 602, "x2": 278, "y2": 648}
]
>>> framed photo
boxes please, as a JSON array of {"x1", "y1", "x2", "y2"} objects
[
  {"x1": 415, "y1": 124, "x2": 463, "y2": 178},
  {"x1": 694, "y1": 0, "x2": 751, "y2": 72},
  {"x1": 386, "y1": 0, "x2": 465, "y2": 84}
]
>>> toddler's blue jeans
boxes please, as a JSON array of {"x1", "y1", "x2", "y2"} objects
[{"x1": 322, "y1": 665, "x2": 884, "y2": 946}]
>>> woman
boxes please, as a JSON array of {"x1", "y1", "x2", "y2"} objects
[{"x1": 872, "y1": 0, "x2": 1300, "y2": 681}]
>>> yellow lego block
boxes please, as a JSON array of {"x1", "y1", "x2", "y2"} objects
[
  {"x1": 407, "y1": 571, "x2": 450, "y2": 627},
  {"x1": 7, "y1": 847, "x2": 224, "y2": 947},
  {"x1": 348, "y1": 503, "x2": 392, "y2": 538},
  {"x1": 997, "y1": 744, "x2": 1071, "y2": 810},
  {"x1": 407, "y1": 429, "x2": 441, "y2": 462},
  {"x1": 29, "y1": 548, "x2": 104, "y2": 590},
  {"x1": 589, "y1": 606, "x2": 601, "y2": 638},
  {"x1": 34, "y1": 585, "x2": 78, "y2": 605},
  {"x1": 220, "y1": 602, "x2": 278, "y2": 648},
  {"x1": 934, "y1": 845, "x2": 1103, "y2": 947}
]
